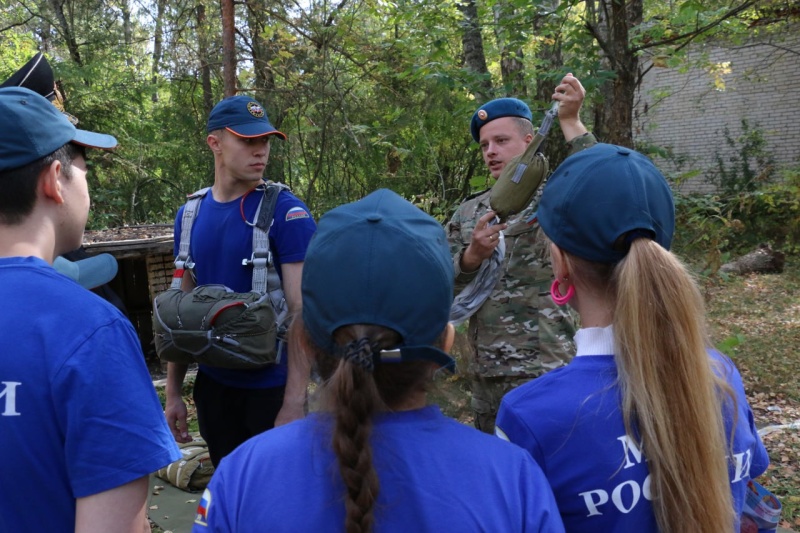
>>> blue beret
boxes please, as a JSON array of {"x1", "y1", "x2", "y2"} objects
[{"x1": 470, "y1": 98, "x2": 532, "y2": 142}]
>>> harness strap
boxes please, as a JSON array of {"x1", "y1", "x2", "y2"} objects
[
  {"x1": 171, "y1": 187, "x2": 210, "y2": 289},
  {"x1": 172, "y1": 181, "x2": 290, "y2": 340},
  {"x1": 249, "y1": 184, "x2": 289, "y2": 331}
]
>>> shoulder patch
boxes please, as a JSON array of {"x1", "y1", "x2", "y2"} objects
[
  {"x1": 194, "y1": 488, "x2": 212, "y2": 526},
  {"x1": 285, "y1": 206, "x2": 310, "y2": 221}
]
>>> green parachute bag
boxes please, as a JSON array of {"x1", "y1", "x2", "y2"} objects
[
  {"x1": 489, "y1": 101, "x2": 559, "y2": 220},
  {"x1": 153, "y1": 284, "x2": 279, "y2": 369}
]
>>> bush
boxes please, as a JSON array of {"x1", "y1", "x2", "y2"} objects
[
  {"x1": 708, "y1": 119, "x2": 776, "y2": 196},
  {"x1": 672, "y1": 120, "x2": 798, "y2": 276},
  {"x1": 672, "y1": 192, "x2": 737, "y2": 276},
  {"x1": 732, "y1": 168, "x2": 800, "y2": 254},
  {"x1": 672, "y1": 167, "x2": 800, "y2": 276}
]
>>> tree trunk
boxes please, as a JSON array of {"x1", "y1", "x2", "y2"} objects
[
  {"x1": 48, "y1": 0, "x2": 82, "y2": 66},
  {"x1": 720, "y1": 244, "x2": 786, "y2": 275},
  {"x1": 196, "y1": 1, "x2": 214, "y2": 114},
  {"x1": 121, "y1": 0, "x2": 134, "y2": 67},
  {"x1": 220, "y1": 0, "x2": 237, "y2": 97},
  {"x1": 493, "y1": 2, "x2": 525, "y2": 98},
  {"x1": 151, "y1": 0, "x2": 166, "y2": 102},
  {"x1": 532, "y1": 10, "x2": 568, "y2": 167},
  {"x1": 586, "y1": 0, "x2": 641, "y2": 148},
  {"x1": 245, "y1": 0, "x2": 277, "y2": 103},
  {"x1": 457, "y1": 0, "x2": 492, "y2": 103}
]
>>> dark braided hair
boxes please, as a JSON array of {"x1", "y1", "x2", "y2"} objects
[
  {"x1": 291, "y1": 320, "x2": 437, "y2": 533},
  {"x1": 330, "y1": 359, "x2": 381, "y2": 533}
]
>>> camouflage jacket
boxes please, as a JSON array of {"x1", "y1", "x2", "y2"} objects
[{"x1": 445, "y1": 133, "x2": 597, "y2": 378}]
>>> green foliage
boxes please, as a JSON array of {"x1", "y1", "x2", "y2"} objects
[
  {"x1": 715, "y1": 333, "x2": 744, "y2": 354},
  {"x1": 673, "y1": 164, "x2": 800, "y2": 277},
  {"x1": 672, "y1": 191, "x2": 736, "y2": 276},
  {"x1": 709, "y1": 119, "x2": 776, "y2": 196},
  {"x1": 668, "y1": 119, "x2": 800, "y2": 275},
  {"x1": 0, "y1": 0, "x2": 789, "y2": 230},
  {"x1": 731, "y1": 168, "x2": 800, "y2": 254}
]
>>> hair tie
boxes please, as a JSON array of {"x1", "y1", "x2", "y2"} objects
[{"x1": 336, "y1": 338, "x2": 377, "y2": 372}]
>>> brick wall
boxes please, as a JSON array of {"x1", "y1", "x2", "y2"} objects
[
  {"x1": 147, "y1": 253, "x2": 175, "y2": 300},
  {"x1": 634, "y1": 28, "x2": 800, "y2": 193}
]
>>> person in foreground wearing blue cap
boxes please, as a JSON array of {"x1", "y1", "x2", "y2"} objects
[
  {"x1": 2, "y1": 52, "x2": 127, "y2": 316},
  {"x1": 0, "y1": 87, "x2": 180, "y2": 531},
  {"x1": 446, "y1": 74, "x2": 598, "y2": 434},
  {"x1": 2, "y1": 52, "x2": 127, "y2": 314},
  {"x1": 164, "y1": 95, "x2": 317, "y2": 466},
  {"x1": 495, "y1": 144, "x2": 769, "y2": 532},
  {"x1": 190, "y1": 189, "x2": 565, "y2": 532}
]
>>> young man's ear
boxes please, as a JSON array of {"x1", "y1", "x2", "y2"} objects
[
  {"x1": 207, "y1": 132, "x2": 222, "y2": 153},
  {"x1": 40, "y1": 159, "x2": 65, "y2": 205}
]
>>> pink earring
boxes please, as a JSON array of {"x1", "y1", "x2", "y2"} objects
[{"x1": 550, "y1": 278, "x2": 575, "y2": 306}]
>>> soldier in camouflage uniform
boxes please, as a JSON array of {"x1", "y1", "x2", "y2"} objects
[{"x1": 446, "y1": 74, "x2": 597, "y2": 433}]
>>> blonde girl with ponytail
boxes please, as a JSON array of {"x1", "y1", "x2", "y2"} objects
[{"x1": 496, "y1": 144, "x2": 769, "y2": 532}]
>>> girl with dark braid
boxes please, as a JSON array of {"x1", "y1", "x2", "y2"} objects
[
  {"x1": 496, "y1": 144, "x2": 769, "y2": 532},
  {"x1": 192, "y1": 189, "x2": 565, "y2": 532}
]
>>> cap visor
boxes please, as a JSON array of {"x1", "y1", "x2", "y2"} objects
[
  {"x1": 53, "y1": 253, "x2": 118, "y2": 289},
  {"x1": 226, "y1": 124, "x2": 286, "y2": 140},
  {"x1": 393, "y1": 346, "x2": 456, "y2": 373},
  {"x1": 72, "y1": 129, "x2": 118, "y2": 150}
]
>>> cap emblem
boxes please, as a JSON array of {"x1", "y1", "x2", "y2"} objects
[
  {"x1": 477, "y1": 109, "x2": 488, "y2": 120},
  {"x1": 247, "y1": 101, "x2": 264, "y2": 118}
]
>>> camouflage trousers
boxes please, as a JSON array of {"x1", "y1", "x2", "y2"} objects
[{"x1": 469, "y1": 374, "x2": 531, "y2": 435}]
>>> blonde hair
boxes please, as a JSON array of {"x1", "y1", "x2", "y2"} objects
[
  {"x1": 290, "y1": 320, "x2": 436, "y2": 533},
  {"x1": 569, "y1": 239, "x2": 735, "y2": 532}
]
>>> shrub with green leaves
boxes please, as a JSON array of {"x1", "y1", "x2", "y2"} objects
[
  {"x1": 709, "y1": 119, "x2": 775, "y2": 196},
  {"x1": 732, "y1": 167, "x2": 800, "y2": 254},
  {"x1": 672, "y1": 192, "x2": 737, "y2": 276}
]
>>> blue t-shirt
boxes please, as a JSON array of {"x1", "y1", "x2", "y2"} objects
[
  {"x1": 496, "y1": 326, "x2": 769, "y2": 533},
  {"x1": 192, "y1": 405, "x2": 565, "y2": 532},
  {"x1": 174, "y1": 186, "x2": 316, "y2": 388},
  {"x1": 0, "y1": 256, "x2": 180, "y2": 532}
]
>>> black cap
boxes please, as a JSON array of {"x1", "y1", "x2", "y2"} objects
[{"x1": 0, "y1": 53, "x2": 56, "y2": 100}]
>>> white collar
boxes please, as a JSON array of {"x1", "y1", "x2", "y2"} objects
[{"x1": 574, "y1": 325, "x2": 615, "y2": 357}]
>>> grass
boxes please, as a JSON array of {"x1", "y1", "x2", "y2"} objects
[{"x1": 705, "y1": 255, "x2": 800, "y2": 529}]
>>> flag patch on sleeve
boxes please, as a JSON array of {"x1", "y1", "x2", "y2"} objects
[
  {"x1": 286, "y1": 207, "x2": 310, "y2": 221},
  {"x1": 194, "y1": 488, "x2": 212, "y2": 526}
]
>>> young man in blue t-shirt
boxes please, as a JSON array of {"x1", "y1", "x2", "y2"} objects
[
  {"x1": 0, "y1": 87, "x2": 180, "y2": 531},
  {"x1": 164, "y1": 95, "x2": 317, "y2": 466}
]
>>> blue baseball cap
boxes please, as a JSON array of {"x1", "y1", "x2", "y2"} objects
[
  {"x1": 53, "y1": 253, "x2": 118, "y2": 289},
  {"x1": 302, "y1": 189, "x2": 456, "y2": 372},
  {"x1": 206, "y1": 95, "x2": 286, "y2": 139},
  {"x1": 0, "y1": 87, "x2": 117, "y2": 172},
  {"x1": 535, "y1": 143, "x2": 675, "y2": 263},
  {"x1": 470, "y1": 97, "x2": 532, "y2": 142}
]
